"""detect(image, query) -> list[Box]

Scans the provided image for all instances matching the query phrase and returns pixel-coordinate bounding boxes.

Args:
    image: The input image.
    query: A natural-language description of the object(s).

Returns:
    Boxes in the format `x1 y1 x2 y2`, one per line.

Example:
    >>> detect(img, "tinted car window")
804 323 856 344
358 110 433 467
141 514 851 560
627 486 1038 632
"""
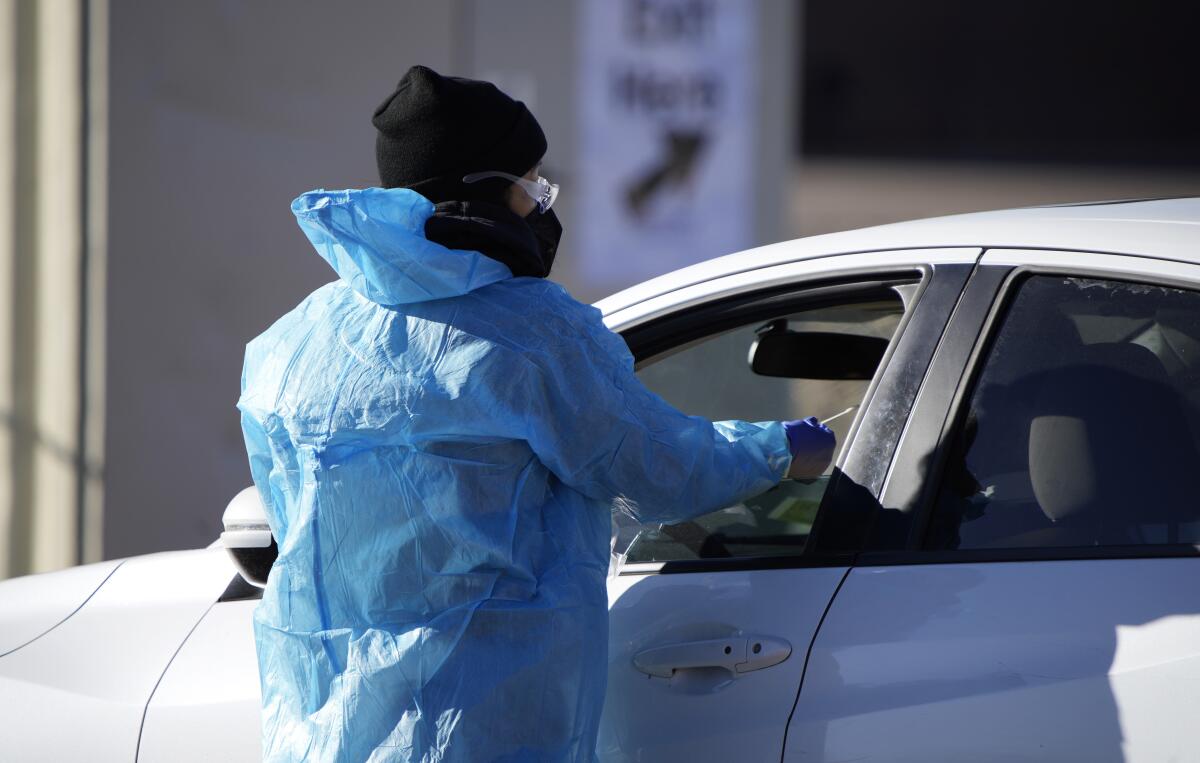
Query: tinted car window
927 276 1200 550
617 296 905 564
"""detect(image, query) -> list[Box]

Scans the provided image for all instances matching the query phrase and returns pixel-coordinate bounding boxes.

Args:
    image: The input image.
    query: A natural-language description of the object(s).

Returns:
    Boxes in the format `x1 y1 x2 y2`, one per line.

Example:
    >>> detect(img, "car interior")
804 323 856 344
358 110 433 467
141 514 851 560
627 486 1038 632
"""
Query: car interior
930 275 1200 550
619 291 907 564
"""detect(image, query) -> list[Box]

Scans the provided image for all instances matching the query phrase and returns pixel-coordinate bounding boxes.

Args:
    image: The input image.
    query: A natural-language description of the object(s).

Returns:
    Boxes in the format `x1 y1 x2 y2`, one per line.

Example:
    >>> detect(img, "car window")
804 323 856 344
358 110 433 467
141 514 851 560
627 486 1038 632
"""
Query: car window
926 275 1200 551
617 294 906 565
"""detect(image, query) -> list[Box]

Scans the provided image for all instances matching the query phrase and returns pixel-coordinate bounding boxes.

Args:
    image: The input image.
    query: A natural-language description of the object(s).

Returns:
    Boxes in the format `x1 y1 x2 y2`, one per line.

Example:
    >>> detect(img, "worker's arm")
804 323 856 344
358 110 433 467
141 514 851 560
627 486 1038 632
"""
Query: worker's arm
238 356 299 544
519 293 830 525
240 412 296 540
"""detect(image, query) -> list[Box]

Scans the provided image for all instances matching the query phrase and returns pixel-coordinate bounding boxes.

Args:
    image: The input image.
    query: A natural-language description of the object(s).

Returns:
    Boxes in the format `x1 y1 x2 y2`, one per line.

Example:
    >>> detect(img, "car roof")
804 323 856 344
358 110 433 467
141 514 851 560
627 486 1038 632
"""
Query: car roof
596 196 1200 316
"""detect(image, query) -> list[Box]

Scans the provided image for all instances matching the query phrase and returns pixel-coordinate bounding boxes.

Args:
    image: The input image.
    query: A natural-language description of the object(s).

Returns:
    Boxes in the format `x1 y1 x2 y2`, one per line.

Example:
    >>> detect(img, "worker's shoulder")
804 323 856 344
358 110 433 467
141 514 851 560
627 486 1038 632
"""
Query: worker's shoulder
478 277 604 329
471 278 631 369
241 282 405 400
472 278 608 345
245 281 353 350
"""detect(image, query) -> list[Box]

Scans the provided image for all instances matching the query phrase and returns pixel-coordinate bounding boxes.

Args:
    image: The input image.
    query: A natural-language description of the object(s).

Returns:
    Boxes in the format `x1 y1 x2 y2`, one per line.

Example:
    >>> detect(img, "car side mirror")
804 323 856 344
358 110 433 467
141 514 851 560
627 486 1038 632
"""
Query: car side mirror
748 320 889 380
220 487 277 588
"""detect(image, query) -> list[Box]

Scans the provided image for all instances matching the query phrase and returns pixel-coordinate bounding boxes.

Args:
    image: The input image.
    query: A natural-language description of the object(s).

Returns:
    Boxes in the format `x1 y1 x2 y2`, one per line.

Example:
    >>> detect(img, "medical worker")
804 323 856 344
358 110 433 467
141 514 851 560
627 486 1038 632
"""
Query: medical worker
239 65 835 762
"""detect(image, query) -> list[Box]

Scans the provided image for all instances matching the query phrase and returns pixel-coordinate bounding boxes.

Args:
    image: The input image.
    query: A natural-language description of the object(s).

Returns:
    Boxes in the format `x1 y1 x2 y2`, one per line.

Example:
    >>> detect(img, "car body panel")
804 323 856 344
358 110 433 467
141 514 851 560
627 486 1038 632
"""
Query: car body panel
0 558 122 656
784 560 1200 763
600 567 849 762
139 599 263 762
981 247 1200 285
597 198 1200 319
0 548 234 762
601 247 981 332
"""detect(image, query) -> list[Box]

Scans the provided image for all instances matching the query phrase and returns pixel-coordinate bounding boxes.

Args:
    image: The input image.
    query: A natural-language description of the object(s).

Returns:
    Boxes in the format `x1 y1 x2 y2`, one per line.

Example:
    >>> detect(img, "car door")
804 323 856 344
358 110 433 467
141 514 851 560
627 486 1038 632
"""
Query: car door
598 250 977 762
137 572 264 762
786 251 1200 762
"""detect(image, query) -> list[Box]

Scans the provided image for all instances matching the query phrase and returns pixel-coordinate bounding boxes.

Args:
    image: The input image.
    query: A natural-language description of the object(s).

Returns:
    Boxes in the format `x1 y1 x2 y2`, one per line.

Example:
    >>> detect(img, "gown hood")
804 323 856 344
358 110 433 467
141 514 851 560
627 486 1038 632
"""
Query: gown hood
291 187 513 305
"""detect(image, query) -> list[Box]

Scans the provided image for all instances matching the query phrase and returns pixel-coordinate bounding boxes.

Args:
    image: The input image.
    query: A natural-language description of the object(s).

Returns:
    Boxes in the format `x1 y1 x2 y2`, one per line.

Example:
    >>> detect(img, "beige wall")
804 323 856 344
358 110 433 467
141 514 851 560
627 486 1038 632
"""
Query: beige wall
0 0 15 576
31 0 84 573
0 0 96 576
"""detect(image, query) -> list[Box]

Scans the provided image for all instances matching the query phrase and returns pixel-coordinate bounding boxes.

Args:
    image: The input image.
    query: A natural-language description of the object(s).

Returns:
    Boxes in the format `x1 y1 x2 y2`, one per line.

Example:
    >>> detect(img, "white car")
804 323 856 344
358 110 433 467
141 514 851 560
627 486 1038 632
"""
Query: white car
4 198 1200 762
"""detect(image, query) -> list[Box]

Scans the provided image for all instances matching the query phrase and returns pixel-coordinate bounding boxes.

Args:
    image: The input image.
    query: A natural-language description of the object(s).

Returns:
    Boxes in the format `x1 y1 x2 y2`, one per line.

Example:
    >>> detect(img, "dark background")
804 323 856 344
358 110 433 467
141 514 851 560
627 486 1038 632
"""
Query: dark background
803 1 1200 166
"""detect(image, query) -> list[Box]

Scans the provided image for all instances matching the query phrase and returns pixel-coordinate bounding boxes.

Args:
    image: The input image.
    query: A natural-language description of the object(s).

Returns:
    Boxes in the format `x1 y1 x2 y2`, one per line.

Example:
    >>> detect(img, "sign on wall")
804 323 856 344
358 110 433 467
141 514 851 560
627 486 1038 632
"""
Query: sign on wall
577 0 758 289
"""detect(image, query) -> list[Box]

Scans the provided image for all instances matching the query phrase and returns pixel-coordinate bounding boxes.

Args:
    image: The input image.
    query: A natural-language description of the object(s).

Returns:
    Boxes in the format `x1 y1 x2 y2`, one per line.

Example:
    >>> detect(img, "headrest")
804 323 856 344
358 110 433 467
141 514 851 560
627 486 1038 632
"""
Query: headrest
986 308 1085 388
1028 342 1194 531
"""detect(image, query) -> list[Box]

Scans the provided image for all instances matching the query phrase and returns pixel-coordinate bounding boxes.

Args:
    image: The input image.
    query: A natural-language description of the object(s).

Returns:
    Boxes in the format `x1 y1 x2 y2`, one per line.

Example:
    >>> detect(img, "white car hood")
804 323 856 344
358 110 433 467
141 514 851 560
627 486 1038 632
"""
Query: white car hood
0 559 123 656
0 548 240 762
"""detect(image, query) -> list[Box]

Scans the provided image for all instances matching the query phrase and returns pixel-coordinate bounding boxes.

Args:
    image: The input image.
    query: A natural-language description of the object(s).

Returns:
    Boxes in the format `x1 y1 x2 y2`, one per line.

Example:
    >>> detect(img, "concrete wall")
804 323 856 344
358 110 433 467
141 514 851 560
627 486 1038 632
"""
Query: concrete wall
104 2 459 558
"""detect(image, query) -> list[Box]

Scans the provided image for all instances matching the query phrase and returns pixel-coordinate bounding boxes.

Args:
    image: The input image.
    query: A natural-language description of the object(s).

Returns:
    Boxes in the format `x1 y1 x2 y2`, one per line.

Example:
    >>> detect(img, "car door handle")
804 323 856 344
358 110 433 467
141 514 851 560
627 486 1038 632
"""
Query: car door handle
633 635 791 678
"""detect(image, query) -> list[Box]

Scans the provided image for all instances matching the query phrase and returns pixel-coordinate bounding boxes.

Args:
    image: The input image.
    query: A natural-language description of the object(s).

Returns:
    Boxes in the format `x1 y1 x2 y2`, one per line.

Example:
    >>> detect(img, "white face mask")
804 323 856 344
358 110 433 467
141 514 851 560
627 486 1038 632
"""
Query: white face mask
462 171 559 213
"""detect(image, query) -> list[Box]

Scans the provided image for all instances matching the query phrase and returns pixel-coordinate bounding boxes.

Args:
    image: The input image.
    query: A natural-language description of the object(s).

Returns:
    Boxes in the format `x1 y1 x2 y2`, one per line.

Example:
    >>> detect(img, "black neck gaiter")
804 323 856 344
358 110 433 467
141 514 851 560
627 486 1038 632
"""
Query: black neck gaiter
424 200 557 278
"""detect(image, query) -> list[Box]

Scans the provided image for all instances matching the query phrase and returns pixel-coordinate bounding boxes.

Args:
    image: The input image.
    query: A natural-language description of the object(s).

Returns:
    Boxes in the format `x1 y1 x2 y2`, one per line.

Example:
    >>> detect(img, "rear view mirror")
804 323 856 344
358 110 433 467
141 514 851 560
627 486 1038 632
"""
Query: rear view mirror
748 320 889 380
221 487 277 588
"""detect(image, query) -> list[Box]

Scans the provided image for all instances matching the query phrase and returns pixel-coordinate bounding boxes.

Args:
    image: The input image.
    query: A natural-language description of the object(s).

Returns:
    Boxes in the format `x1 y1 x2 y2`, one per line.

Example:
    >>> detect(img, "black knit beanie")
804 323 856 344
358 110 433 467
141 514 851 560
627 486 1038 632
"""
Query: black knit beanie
373 66 547 203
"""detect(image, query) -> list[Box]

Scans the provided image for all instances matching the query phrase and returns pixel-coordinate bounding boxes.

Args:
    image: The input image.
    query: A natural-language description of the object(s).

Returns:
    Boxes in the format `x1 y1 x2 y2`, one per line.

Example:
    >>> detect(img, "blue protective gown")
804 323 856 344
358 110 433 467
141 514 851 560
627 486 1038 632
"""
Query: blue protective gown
239 187 792 762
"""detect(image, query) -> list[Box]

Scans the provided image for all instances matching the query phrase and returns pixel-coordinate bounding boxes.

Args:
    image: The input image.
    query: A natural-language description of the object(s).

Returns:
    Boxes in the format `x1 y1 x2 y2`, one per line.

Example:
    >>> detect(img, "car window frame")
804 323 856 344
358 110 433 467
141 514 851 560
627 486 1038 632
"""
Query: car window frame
613 260 975 575
868 249 1200 565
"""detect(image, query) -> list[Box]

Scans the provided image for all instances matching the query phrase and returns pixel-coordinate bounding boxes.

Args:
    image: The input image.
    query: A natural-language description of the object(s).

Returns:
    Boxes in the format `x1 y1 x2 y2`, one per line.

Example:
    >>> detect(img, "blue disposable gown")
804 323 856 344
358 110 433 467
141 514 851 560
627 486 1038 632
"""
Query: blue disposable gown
239 187 792 762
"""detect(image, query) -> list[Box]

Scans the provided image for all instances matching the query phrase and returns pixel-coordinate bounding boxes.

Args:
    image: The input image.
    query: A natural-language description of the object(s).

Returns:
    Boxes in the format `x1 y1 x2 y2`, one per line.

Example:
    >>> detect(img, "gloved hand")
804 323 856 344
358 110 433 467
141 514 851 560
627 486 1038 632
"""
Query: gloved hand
782 417 836 479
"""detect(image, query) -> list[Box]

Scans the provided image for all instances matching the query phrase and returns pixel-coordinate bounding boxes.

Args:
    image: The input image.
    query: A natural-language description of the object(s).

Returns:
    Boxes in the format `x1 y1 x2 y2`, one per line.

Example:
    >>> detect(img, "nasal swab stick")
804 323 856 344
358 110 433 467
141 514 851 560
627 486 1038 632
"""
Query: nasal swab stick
820 406 857 426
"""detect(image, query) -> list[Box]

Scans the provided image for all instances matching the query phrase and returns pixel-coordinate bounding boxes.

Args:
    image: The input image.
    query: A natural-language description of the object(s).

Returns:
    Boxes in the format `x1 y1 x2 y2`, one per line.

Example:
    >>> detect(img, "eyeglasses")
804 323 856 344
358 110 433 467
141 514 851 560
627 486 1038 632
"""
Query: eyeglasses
462 171 559 213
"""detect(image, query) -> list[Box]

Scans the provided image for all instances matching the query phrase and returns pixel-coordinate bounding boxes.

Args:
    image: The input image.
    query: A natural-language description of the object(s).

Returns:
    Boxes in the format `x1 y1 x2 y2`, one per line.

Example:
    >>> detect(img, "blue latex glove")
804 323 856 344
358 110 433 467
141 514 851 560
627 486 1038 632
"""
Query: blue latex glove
782 416 836 479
